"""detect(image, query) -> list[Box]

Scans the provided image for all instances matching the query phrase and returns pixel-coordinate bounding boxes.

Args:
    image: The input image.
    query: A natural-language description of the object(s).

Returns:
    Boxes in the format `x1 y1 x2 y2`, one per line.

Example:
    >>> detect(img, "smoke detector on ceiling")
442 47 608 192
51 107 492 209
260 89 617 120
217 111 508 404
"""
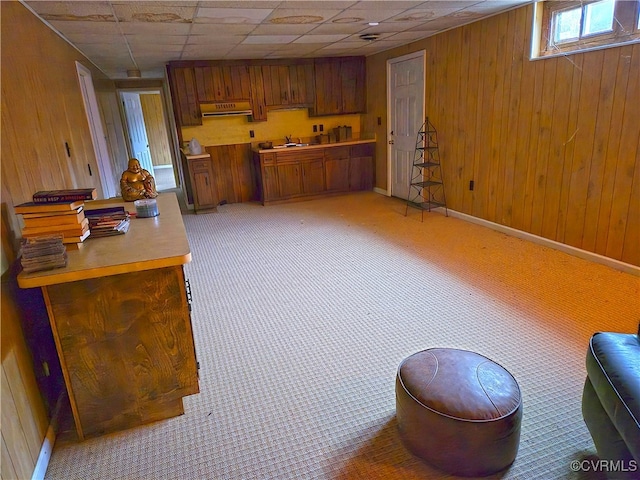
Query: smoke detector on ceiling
359 33 380 41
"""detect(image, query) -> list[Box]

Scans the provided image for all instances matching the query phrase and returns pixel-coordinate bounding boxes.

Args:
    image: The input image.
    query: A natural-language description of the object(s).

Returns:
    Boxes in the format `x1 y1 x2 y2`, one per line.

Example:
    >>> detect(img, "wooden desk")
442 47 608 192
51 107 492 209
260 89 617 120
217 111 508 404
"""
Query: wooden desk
18 193 199 440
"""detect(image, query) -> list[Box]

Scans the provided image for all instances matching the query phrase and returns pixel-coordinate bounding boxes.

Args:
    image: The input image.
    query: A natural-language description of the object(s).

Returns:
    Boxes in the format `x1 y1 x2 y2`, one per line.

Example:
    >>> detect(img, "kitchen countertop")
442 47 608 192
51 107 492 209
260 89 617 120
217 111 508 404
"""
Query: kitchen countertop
253 137 375 154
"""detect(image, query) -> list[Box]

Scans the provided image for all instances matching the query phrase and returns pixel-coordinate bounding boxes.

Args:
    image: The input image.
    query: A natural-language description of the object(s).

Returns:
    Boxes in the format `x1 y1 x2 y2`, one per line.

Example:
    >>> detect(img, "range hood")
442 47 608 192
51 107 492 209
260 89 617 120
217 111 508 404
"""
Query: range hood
201 101 253 117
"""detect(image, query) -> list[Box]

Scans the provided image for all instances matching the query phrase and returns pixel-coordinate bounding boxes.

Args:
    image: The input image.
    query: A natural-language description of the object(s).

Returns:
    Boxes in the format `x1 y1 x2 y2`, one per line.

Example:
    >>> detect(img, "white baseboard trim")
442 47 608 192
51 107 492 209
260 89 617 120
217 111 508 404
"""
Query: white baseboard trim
31 393 65 480
31 423 55 480
442 208 639 276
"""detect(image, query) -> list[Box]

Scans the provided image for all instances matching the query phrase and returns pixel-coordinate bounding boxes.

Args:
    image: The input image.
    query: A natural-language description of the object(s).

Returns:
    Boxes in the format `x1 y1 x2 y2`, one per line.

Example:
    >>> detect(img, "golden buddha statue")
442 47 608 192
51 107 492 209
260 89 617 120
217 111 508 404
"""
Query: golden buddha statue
120 158 158 202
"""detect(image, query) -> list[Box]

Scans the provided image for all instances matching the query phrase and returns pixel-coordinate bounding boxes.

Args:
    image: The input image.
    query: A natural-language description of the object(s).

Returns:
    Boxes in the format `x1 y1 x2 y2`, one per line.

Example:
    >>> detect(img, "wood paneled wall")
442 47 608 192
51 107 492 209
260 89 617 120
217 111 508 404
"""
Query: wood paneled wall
1 1 116 256
1 274 49 480
1 3 118 477
366 4 639 266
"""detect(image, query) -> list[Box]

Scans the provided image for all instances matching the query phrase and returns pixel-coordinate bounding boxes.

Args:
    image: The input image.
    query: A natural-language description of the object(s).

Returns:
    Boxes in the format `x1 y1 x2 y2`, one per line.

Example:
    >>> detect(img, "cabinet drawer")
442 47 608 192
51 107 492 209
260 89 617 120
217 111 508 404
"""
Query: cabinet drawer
190 159 211 172
324 146 350 161
276 150 322 163
261 153 276 165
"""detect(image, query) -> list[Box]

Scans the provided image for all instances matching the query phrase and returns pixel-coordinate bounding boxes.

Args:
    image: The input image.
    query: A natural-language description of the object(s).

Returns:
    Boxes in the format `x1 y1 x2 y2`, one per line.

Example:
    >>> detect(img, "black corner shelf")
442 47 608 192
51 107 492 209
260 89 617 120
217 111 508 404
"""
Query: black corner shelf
405 117 448 221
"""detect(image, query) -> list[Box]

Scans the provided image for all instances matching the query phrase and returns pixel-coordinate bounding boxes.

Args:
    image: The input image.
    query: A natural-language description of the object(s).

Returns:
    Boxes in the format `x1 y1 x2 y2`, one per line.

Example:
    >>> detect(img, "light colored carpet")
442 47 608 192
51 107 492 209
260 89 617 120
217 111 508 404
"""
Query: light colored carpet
45 191 639 480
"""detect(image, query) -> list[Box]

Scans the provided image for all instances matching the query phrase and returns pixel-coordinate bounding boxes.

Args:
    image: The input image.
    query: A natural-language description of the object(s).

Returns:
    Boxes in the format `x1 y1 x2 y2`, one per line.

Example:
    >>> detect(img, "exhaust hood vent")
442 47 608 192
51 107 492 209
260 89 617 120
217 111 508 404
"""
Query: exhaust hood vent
201 101 253 117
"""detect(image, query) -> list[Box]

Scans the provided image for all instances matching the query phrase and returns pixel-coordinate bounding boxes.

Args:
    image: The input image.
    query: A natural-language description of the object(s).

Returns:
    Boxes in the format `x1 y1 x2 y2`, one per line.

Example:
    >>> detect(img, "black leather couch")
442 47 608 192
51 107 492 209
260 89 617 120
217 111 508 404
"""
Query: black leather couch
582 326 640 479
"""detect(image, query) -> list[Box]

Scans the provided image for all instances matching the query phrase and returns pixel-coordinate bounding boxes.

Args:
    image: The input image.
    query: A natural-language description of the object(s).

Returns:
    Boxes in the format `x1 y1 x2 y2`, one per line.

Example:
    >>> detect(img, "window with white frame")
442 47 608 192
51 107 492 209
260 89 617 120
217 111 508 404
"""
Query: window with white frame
534 0 640 57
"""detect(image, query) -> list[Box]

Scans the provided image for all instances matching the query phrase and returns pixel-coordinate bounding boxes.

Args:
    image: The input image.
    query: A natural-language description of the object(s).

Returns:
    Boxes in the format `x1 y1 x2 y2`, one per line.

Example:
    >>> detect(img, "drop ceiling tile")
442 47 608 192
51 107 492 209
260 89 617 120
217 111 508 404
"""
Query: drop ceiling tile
112 4 195 23
306 23 369 35
181 44 235 58
266 8 344 24
64 33 126 44
131 44 185 54
335 7 412 23
126 34 188 46
197 1 281 8
251 23 316 35
196 8 273 24
117 22 192 35
47 21 121 36
294 34 350 44
186 34 245 45
384 31 434 42
278 1 357 8
189 23 256 34
24 1 114 19
241 35 301 45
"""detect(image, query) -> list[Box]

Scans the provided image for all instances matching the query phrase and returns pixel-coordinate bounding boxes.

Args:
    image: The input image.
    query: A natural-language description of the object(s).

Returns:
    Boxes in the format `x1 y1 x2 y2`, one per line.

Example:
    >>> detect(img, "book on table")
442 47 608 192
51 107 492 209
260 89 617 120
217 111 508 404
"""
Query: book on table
32 188 97 203
21 209 85 228
15 200 85 214
85 206 130 238
22 218 89 237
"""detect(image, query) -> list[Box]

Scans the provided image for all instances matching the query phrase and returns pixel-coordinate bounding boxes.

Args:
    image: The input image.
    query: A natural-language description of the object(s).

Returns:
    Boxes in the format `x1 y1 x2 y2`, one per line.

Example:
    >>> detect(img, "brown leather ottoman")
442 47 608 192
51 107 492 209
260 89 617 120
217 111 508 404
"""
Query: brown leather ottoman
396 348 522 477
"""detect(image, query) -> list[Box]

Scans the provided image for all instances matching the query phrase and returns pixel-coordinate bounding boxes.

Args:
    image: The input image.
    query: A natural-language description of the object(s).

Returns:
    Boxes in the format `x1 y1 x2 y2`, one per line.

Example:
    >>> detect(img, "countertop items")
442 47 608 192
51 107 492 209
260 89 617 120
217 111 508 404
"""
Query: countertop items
253 136 375 154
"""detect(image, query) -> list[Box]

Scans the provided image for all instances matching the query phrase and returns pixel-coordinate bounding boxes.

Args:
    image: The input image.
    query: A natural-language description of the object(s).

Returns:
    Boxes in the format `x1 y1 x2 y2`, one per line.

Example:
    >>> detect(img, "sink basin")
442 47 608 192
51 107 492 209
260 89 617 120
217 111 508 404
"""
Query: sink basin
272 143 309 148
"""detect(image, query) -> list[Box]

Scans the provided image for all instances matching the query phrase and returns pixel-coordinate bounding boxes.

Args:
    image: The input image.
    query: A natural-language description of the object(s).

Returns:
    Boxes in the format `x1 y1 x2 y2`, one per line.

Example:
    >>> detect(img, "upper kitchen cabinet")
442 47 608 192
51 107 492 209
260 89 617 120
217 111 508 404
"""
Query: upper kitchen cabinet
248 66 267 122
312 56 366 116
167 66 201 126
194 65 250 102
261 61 315 108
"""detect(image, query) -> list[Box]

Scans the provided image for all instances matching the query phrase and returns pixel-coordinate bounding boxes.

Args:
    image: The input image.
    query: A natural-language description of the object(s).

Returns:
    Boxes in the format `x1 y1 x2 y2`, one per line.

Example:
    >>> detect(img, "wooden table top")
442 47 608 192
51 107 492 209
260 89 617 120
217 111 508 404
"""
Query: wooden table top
17 192 191 288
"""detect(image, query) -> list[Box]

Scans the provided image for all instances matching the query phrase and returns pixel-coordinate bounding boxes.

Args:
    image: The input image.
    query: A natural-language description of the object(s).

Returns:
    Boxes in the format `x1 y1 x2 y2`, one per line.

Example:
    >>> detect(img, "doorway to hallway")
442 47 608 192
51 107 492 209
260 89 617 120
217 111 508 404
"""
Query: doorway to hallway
119 90 177 191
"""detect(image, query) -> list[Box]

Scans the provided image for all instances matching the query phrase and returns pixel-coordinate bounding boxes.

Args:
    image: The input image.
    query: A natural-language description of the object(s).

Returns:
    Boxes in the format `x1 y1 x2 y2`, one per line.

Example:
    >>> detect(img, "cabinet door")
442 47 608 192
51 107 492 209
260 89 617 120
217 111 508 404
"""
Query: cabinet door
223 65 251 100
194 66 225 102
191 159 218 211
249 66 267 121
263 165 279 201
325 147 350 191
340 57 366 113
313 59 342 115
168 67 201 126
277 163 302 197
349 156 373 191
290 62 315 106
302 159 325 194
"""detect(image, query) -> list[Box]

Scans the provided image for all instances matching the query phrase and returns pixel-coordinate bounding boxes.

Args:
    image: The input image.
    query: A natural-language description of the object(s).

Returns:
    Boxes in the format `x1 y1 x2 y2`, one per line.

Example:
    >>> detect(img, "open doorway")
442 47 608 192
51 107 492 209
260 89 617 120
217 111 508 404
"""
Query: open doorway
119 89 177 191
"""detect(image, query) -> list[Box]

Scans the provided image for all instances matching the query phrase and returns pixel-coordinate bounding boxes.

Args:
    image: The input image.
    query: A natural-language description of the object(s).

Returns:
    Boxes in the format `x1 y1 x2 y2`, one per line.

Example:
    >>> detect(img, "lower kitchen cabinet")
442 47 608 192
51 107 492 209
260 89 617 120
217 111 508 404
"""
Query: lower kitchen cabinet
324 147 350 192
186 153 218 213
253 141 374 205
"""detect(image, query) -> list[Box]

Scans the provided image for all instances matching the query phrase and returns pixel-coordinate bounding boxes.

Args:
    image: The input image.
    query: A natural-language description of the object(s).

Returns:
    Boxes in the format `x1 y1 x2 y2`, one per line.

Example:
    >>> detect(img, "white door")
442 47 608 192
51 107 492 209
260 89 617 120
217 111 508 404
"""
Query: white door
388 52 425 200
121 92 154 176
75 62 117 198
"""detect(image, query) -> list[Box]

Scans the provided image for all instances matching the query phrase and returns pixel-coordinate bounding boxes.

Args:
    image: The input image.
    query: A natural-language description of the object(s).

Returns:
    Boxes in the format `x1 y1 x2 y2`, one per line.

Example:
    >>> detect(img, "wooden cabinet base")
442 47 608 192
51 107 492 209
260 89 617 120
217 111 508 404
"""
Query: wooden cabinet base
43 265 199 440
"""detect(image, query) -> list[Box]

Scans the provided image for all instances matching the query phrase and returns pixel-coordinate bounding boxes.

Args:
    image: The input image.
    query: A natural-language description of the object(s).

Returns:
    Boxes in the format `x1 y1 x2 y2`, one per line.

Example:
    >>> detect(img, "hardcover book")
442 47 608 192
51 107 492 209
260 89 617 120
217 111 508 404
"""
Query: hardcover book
15 200 85 214
22 210 86 228
32 188 97 203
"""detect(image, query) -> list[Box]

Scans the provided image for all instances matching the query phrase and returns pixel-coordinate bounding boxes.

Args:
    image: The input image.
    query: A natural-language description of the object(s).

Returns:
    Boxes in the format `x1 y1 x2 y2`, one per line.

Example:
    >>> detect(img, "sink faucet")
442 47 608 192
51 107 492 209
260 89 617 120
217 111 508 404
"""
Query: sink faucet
285 135 292 143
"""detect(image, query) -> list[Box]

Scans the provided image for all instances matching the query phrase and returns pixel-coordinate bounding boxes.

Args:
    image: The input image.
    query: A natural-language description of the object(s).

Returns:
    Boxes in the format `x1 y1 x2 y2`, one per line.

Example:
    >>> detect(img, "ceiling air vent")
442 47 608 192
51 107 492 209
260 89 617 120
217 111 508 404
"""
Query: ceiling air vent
359 33 380 41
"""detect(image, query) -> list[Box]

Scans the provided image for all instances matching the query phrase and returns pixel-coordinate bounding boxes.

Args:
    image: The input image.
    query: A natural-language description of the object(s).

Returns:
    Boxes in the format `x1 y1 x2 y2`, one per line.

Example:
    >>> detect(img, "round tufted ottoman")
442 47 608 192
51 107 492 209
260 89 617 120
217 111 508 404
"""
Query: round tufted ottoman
395 348 522 477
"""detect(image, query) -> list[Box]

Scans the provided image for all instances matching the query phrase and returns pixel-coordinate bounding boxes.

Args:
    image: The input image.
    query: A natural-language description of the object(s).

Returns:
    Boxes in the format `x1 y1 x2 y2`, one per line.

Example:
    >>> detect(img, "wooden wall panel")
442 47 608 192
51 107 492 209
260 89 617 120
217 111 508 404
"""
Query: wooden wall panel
1 275 49 480
1 1 116 257
365 4 639 266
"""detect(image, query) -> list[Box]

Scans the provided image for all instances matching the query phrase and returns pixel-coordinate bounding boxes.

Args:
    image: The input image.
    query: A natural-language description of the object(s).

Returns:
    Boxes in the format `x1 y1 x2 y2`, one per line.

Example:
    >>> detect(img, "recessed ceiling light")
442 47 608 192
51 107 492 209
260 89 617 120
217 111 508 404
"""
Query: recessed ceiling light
359 33 380 41
368 22 379 26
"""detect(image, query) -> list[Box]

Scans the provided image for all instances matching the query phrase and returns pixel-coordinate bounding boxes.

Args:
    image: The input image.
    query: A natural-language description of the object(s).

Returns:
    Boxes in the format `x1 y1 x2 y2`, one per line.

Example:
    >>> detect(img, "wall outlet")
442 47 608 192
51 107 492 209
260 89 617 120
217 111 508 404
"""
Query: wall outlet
469 180 475 191
319 124 324 132
377 117 382 126
249 130 255 138
313 125 318 132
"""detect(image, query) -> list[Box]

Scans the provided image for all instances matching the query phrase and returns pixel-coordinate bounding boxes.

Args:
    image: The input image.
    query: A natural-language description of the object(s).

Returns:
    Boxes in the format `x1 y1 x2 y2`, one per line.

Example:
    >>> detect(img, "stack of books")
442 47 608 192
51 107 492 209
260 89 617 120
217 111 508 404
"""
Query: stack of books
15 188 97 247
20 234 68 273
85 206 131 238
